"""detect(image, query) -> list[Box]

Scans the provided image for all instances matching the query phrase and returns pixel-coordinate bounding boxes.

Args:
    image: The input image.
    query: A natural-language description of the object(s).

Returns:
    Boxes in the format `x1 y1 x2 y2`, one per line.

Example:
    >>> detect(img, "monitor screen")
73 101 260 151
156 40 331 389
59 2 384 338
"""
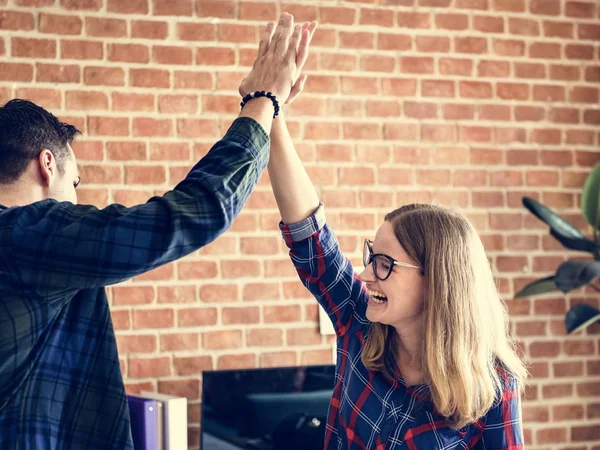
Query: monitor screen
201 364 335 450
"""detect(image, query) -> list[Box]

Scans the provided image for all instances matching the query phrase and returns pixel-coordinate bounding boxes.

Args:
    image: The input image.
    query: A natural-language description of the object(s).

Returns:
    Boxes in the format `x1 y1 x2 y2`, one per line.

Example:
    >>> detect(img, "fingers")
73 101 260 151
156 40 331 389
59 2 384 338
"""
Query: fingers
256 21 275 59
285 24 302 64
296 21 318 73
270 13 294 56
286 74 308 105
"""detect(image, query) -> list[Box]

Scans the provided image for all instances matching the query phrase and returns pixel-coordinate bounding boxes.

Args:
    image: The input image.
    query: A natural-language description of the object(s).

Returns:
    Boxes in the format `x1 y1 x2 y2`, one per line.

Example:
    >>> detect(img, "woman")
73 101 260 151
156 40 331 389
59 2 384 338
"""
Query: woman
254 21 528 450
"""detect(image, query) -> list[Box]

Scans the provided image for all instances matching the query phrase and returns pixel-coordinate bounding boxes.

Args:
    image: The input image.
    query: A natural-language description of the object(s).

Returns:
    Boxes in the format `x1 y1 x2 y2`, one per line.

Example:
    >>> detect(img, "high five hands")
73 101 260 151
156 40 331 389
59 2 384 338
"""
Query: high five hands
240 13 318 107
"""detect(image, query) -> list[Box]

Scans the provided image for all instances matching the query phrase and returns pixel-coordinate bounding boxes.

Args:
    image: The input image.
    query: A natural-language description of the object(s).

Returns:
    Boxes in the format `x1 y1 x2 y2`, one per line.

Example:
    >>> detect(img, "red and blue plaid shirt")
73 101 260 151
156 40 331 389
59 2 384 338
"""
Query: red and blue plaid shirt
0 118 269 449
280 204 524 450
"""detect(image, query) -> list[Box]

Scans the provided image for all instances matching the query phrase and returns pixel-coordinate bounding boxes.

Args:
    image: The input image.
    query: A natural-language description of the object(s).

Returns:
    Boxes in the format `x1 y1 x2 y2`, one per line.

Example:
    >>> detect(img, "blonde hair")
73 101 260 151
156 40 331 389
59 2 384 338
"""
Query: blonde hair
361 204 527 429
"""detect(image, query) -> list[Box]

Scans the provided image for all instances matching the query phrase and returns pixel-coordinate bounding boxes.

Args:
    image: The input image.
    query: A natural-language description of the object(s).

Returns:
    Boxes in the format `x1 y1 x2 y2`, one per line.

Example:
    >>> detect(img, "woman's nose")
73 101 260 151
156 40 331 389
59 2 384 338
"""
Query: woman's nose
357 265 376 283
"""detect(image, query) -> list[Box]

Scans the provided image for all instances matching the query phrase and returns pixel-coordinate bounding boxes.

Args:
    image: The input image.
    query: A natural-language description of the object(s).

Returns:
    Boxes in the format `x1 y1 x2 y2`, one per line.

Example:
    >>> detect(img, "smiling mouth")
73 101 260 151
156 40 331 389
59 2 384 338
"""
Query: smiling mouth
368 289 388 304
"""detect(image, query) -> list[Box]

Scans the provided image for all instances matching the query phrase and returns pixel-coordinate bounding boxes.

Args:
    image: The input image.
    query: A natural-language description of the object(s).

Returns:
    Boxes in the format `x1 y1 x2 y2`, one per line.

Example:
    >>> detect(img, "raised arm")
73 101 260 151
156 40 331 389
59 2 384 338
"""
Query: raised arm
2 14 302 293
262 23 369 337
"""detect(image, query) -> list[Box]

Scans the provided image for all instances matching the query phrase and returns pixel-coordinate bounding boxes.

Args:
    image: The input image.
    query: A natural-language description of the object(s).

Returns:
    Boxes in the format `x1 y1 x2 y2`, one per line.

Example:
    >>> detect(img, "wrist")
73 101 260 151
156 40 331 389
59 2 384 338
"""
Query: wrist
241 91 281 118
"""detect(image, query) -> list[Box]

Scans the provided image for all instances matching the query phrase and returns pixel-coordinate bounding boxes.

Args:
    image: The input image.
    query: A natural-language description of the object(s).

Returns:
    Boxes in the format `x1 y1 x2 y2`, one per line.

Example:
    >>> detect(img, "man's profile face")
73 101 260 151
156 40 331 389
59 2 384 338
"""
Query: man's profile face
48 144 80 204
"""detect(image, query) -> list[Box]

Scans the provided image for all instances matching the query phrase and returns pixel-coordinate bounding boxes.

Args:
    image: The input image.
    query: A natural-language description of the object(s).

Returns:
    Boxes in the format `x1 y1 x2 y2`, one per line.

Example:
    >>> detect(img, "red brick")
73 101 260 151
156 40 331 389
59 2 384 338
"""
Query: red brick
550 64 580 81
397 11 430 28
404 101 438 119
238 1 276 20
85 17 127 37
490 213 522 230
130 69 170 88
0 11 34 30
421 80 455 97
479 104 510 121
196 0 235 18
543 20 573 38
478 60 510 77
439 58 473 76
530 0 560 15
444 104 475 120
584 110 600 125
493 0 525 11
579 24 600 40
39 13 82 35
129 356 170 378
401 57 434 74
106 142 147 161
132 118 173 137
37 63 80 83
108 0 148 14
61 0 101 9
133 308 174 329
566 130 594 145
359 8 393 26
570 86 599 104
247 329 284 347
384 123 419 141
117 335 156 353
493 39 525 56
176 22 215 41
515 62 546 79
536 427 567 444
112 92 154 112
473 16 504 33
157 379 200 399
459 81 492 99
340 31 374 49
341 76 377 95
132 20 168 39
153 0 192 15
550 107 579 123
153 45 193 65
529 42 561 59
566 44 594 60
83 67 123 86
203 330 242 350
196 47 235 66
515 106 545 121
459 126 492 142
14 0 53 4
416 36 450 53
497 83 529 100
381 78 417 96
566 1 596 17
455 37 487 53
321 53 357 71
455 0 488 8
12 37 56 58
435 13 468 30
572 425 600 441
530 341 560 358
533 84 565 102
361 55 395 72
421 124 454 142
16 88 62 109
420 0 451 5
66 91 108 110
509 18 540 35
173 356 212 375
260 351 297 368
320 6 356 25
174 70 212 90
108 43 149 63
176 118 218 139
61 39 102 60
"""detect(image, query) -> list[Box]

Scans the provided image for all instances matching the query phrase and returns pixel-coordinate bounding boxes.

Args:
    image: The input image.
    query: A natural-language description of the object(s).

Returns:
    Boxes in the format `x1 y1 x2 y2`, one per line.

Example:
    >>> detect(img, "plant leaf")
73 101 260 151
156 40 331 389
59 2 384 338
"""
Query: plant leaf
555 260 600 293
549 230 597 253
514 276 559 298
581 162 600 230
565 303 600 334
523 197 595 253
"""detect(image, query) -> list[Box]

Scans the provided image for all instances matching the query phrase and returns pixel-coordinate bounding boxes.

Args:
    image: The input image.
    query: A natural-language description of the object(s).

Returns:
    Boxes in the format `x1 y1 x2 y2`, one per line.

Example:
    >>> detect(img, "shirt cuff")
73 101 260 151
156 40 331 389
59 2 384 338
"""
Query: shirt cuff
279 203 326 244
225 117 270 168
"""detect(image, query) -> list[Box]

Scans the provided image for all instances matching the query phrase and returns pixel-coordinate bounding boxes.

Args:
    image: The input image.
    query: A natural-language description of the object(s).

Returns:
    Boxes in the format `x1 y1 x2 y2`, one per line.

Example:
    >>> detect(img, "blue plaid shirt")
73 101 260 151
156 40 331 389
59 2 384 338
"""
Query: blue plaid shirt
0 118 269 449
280 204 524 450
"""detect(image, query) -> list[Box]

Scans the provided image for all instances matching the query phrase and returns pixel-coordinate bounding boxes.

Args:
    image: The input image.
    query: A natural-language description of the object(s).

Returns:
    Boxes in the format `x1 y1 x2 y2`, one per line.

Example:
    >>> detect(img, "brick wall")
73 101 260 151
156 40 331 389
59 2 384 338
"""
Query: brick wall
1 0 599 448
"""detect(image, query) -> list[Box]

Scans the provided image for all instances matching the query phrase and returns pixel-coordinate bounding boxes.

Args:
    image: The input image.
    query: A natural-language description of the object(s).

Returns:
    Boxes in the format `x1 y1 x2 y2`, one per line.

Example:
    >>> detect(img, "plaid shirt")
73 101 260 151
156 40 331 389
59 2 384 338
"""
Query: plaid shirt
280 204 524 450
0 118 269 449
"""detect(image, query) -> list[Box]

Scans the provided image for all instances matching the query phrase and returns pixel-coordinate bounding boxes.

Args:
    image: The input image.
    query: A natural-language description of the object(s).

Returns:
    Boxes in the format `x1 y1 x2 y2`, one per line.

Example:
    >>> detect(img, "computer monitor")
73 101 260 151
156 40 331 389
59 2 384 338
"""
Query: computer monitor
201 364 335 450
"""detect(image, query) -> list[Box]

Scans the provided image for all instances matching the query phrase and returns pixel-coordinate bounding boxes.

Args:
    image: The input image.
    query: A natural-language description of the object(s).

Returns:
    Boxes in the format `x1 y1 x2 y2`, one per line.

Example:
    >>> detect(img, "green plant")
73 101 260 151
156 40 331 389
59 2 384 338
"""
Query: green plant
515 162 600 334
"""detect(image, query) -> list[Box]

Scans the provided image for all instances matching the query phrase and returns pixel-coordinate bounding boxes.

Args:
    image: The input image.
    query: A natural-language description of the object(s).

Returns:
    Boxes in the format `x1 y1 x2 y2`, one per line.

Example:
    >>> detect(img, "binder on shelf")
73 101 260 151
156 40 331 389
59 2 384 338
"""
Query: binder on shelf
127 395 160 450
141 391 188 450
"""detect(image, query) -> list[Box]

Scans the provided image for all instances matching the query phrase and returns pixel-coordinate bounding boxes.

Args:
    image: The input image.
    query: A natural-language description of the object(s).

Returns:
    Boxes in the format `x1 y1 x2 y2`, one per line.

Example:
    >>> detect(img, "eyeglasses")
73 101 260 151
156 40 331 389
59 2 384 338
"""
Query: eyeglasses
363 239 421 281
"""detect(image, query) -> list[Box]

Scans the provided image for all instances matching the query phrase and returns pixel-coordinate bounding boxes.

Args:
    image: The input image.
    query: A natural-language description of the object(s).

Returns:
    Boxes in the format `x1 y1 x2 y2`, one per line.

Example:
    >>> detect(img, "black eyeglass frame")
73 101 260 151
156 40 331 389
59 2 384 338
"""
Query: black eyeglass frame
362 239 421 281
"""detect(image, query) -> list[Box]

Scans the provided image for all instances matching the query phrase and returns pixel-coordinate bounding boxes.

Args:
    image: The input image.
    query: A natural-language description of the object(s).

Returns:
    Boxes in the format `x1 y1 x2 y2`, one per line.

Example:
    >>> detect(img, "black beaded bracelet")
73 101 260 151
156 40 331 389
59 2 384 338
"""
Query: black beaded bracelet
240 91 280 118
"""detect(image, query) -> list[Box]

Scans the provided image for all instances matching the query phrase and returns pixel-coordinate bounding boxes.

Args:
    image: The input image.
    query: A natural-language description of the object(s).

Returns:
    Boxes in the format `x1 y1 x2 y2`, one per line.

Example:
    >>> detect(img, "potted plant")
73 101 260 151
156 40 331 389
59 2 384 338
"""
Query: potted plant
515 162 600 334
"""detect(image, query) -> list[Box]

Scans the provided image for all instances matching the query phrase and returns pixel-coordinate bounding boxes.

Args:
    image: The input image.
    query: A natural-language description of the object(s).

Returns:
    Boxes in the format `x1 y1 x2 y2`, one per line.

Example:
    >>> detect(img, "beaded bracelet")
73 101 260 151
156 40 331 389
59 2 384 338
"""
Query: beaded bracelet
240 91 280 118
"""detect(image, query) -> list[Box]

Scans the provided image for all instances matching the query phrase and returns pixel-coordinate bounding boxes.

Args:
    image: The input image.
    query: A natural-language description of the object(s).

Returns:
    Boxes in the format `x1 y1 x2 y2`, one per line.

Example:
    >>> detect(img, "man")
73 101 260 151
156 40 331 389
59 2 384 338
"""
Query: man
0 13 306 449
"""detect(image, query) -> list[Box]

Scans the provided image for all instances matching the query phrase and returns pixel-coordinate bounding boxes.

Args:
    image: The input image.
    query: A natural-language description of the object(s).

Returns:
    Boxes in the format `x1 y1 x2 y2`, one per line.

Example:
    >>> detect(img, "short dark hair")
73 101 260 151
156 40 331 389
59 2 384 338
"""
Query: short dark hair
0 99 81 184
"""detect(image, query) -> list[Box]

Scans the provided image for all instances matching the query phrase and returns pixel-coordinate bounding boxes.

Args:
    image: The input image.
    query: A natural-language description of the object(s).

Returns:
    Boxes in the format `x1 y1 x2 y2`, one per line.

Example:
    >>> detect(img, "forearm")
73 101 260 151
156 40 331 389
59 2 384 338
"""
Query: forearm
239 97 275 135
268 113 320 224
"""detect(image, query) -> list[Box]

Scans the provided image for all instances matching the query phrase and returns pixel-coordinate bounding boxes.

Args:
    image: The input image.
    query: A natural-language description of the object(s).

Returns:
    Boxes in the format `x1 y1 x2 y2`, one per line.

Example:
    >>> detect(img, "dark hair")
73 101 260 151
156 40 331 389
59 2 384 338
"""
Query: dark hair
0 99 81 184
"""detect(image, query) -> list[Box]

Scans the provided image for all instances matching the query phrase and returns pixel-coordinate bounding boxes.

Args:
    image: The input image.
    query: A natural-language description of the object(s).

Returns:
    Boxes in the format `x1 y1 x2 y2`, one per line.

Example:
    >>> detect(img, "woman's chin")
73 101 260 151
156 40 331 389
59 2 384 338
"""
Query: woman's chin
366 299 388 322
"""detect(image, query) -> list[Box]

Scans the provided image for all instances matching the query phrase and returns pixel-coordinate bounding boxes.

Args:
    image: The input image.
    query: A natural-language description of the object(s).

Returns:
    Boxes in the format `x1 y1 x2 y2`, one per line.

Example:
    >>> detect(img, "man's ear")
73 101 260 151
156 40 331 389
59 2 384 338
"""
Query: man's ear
38 149 56 187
